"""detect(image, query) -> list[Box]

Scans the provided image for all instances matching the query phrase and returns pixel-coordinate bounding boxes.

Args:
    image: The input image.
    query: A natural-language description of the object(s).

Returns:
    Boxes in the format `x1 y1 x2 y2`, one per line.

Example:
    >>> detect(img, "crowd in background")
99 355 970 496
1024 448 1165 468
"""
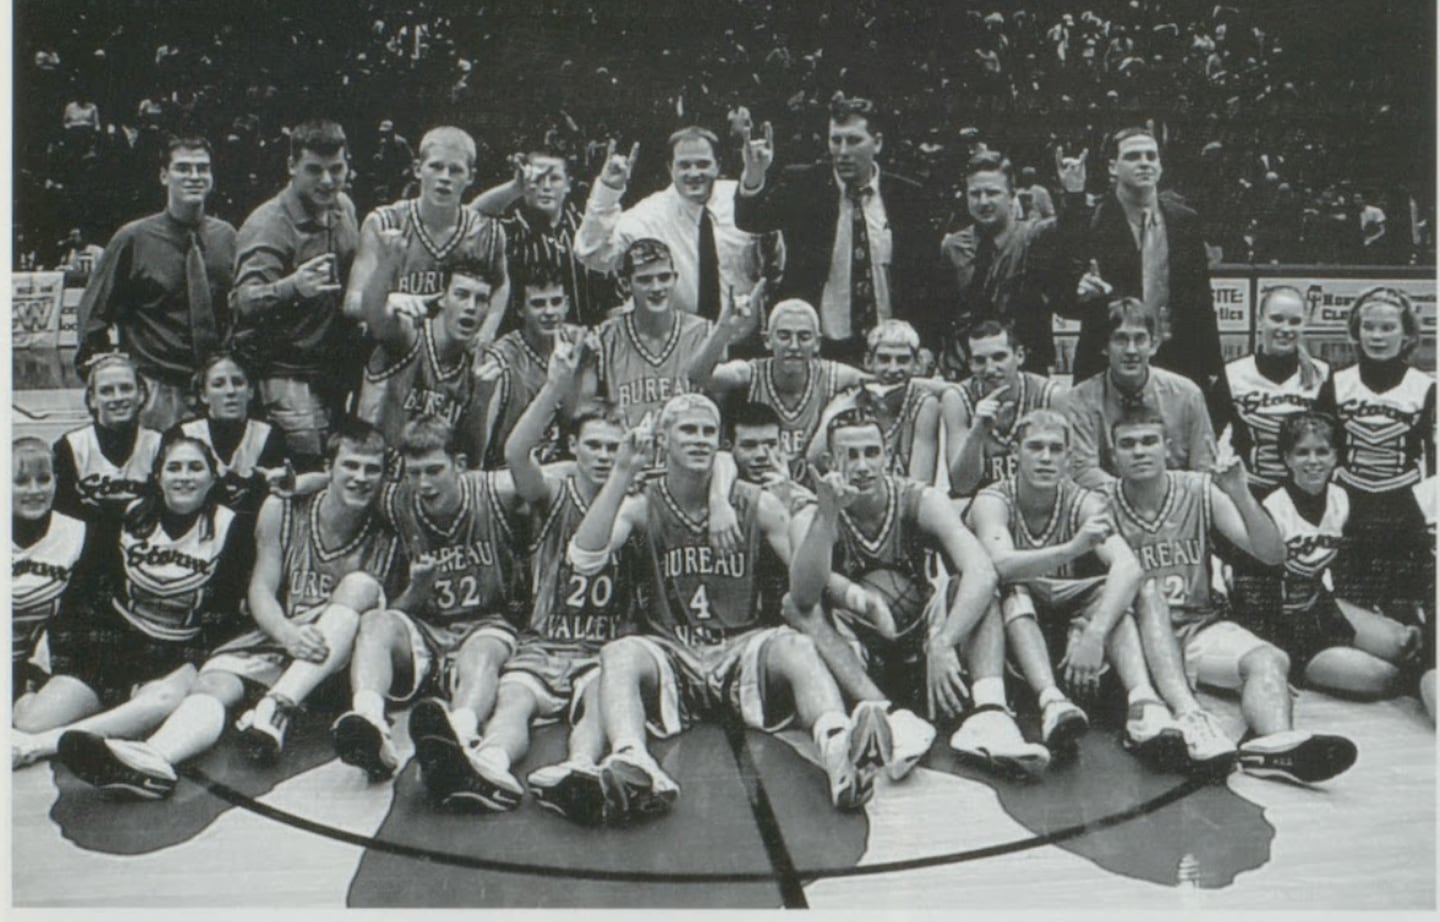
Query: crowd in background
13 0 1435 271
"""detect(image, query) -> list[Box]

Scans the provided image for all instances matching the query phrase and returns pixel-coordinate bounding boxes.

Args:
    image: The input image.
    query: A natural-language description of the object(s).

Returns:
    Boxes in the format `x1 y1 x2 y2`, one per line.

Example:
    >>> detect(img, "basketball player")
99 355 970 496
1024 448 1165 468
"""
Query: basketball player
12 438 89 700
352 246 503 460
791 410 1052 778
578 238 714 427
968 410 1231 771
1059 298 1215 489
476 261 587 469
807 320 943 482
563 395 895 821
687 297 867 479
330 415 529 785
726 400 817 515
344 125 508 308
947 320 1062 497
53 353 163 526
1108 409 1358 783
45 422 403 796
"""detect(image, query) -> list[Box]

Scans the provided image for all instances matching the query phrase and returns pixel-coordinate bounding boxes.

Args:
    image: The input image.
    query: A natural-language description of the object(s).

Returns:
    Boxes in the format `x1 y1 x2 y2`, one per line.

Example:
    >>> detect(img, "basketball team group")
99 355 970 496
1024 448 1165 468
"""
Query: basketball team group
10 94 1436 826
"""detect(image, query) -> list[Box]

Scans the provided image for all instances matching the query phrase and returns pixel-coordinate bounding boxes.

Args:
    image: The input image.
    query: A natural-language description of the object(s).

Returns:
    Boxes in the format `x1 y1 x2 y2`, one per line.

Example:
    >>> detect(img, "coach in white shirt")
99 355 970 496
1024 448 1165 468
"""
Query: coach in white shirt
575 126 762 320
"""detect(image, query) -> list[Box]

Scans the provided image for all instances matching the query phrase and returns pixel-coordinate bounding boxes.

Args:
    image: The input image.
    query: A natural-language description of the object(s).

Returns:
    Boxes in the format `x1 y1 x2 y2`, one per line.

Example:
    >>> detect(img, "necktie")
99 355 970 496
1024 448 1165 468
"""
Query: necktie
967 234 996 318
848 185 877 338
1140 207 1171 343
187 230 221 362
696 208 721 321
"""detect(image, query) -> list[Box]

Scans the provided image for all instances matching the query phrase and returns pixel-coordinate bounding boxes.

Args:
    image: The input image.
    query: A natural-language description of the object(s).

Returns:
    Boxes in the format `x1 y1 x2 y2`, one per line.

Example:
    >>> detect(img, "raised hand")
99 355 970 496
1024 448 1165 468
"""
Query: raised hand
376 226 409 269
545 329 583 385
1071 509 1115 552
1210 453 1249 496
972 385 1011 428
616 412 656 474
260 459 299 497
291 253 342 300
1054 145 1089 194
816 471 861 514
599 139 640 191
1076 258 1113 302
739 118 775 190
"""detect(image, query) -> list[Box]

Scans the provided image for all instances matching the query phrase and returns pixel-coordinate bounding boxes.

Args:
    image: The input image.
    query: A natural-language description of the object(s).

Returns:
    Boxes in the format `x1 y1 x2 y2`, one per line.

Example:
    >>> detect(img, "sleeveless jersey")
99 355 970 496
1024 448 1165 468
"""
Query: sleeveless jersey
1109 472 1216 623
1225 355 1328 491
1332 365 1433 494
358 316 481 446
367 199 507 298
481 325 584 469
1263 484 1349 614
179 417 275 514
112 505 238 641
525 475 634 652
818 381 934 478
278 489 403 623
746 358 844 472
595 311 713 426
61 425 162 518
12 512 86 662
977 476 1102 579
834 476 931 585
383 471 527 628
957 371 1059 489
637 478 782 647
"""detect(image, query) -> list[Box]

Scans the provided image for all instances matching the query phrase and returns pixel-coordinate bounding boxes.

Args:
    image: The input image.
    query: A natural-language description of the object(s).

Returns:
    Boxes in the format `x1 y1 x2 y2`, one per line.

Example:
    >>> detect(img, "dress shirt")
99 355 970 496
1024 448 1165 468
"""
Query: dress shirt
499 200 618 328
1122 198 1171 342
576 179 761 317
821 168 893 340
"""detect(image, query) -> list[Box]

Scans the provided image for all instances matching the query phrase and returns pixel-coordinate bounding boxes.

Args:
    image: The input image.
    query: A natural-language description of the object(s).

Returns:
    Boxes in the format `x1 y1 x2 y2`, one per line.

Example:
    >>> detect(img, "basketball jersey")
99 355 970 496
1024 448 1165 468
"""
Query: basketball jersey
834 476 931 586
1225 355 1328 491
1109 472 1216 624
638 478 782 647
746 358 844 472
61 425 162 518
1332 365 1433 494
357 316 481 446
367 199 506 297
12 512 86 662
1262 483 1348 614
595 311 713 426
525 475 634 652
957 372 1059 489
383 471 527 627
821 381 933 477
112 505 239 641
481 325 584 469
977 476 1101 579
279 489 403 623
179 417 275 513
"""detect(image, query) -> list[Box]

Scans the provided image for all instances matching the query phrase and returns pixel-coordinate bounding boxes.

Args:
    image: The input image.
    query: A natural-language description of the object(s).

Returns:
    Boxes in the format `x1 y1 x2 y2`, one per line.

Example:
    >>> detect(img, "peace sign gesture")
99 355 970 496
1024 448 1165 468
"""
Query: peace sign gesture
599 139 640 191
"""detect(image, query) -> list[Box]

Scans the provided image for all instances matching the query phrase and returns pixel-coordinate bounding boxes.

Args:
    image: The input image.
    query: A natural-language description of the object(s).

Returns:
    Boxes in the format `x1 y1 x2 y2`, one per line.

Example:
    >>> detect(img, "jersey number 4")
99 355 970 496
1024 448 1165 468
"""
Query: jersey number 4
689 584 713 620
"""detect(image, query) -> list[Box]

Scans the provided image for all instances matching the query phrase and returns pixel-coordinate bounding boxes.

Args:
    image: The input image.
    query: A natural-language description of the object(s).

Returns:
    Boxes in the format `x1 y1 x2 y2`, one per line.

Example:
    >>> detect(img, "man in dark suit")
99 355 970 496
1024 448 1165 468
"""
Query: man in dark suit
1061 128 1226 422
733 93 945 362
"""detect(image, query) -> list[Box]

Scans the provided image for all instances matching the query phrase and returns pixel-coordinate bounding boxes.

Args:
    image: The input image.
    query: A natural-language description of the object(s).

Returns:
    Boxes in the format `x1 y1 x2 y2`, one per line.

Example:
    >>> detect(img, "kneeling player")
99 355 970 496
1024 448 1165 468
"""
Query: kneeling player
791 410 1051 778
968 410 1230 771
565 395 898 821
332 416 528 791
1109 410 1357 784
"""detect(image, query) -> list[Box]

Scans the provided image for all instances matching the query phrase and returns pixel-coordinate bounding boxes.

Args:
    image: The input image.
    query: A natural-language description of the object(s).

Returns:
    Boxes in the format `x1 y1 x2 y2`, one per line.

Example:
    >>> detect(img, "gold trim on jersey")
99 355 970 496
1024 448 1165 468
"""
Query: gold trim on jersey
621 312 685 368
307 489 379 562
656 478 710 534
839 476 899 558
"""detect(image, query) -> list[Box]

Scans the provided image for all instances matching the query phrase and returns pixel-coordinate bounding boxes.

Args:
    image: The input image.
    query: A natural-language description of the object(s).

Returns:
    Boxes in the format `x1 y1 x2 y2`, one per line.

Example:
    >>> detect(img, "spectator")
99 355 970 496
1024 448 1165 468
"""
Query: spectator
75 136 237 432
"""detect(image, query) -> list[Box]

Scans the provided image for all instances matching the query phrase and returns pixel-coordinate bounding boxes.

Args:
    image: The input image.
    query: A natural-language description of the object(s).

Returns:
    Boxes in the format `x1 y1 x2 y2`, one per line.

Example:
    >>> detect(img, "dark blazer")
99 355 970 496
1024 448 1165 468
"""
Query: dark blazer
734 162 947 346
1060 190 1223 388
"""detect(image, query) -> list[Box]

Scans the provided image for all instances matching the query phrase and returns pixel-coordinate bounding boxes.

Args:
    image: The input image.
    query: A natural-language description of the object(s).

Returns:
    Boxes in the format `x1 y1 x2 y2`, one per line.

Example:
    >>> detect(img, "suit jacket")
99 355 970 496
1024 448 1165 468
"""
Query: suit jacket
1060 190 1222 387
734 162 946 345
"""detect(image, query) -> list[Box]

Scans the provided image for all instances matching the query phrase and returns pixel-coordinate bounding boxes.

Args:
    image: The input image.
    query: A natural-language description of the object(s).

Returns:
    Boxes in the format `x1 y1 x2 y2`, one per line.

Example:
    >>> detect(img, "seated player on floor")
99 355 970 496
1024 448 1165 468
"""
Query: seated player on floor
790 409 1052 778
48 422 401 797
967 410 1231 773
1107 409 1358 784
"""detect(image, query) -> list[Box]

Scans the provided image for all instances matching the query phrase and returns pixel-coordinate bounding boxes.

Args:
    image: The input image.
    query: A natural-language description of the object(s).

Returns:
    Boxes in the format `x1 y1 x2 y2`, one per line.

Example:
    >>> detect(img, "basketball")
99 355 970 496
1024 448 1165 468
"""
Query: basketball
856 567 929 637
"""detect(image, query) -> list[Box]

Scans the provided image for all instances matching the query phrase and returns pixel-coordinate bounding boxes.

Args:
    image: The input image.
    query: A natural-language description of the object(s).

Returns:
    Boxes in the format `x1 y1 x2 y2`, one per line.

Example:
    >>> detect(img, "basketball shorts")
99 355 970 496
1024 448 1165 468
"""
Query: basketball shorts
386 610 518 703
200 593 384 689
49 607 209 708
605 627 798 739
497 637 601 723
1181 616 1277 691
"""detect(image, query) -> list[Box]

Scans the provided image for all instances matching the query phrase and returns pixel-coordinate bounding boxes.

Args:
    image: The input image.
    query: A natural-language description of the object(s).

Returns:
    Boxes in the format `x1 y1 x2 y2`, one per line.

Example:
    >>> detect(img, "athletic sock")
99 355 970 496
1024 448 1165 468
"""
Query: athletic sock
270 604 359 703
972 677 1006 709
811 710 847 748
150 694 226 765
1037 686 1066 709
450 708 479 741
353 690 386 727
251 694 277 726
1128 683 1159 705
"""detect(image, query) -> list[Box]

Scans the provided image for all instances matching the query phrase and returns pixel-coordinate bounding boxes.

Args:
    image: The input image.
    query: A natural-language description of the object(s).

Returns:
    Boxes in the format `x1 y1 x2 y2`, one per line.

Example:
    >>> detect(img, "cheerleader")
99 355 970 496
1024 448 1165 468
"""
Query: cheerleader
53 353 163 525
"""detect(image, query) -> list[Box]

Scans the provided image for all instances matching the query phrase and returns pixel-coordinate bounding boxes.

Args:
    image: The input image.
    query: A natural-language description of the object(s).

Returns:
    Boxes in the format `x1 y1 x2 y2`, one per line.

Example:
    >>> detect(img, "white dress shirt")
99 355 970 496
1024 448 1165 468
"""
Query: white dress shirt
576 178 761 316
821 168 893 341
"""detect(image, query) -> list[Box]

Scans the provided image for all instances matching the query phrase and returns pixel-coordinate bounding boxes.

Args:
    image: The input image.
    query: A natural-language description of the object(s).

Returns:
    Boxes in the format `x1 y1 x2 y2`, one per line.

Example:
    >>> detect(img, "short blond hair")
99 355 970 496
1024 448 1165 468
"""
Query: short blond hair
658 393 720 433
418 126 477 170
766 298 819 333
866 319 920 356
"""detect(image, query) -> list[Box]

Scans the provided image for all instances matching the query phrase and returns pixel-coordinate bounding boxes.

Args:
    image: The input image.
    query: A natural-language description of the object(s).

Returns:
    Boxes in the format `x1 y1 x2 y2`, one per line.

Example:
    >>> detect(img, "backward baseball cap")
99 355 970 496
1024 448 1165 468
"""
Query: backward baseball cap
622 238 673 276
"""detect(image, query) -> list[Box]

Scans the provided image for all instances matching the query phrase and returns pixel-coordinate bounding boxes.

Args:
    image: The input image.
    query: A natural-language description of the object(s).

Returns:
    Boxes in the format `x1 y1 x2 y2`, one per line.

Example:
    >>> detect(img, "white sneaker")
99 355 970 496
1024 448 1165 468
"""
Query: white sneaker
528 760 607 826
57 731 178 800
1040 698 1089 759
331 710 400 781
11 729 51 769
436 745 525 812
600 747 679 823
819 720 873 811
948 704 1051 779
1123 698 1189 772
1238 730 1356 784
236 694 296 765
885 707 936 781
1176 708 1237 777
